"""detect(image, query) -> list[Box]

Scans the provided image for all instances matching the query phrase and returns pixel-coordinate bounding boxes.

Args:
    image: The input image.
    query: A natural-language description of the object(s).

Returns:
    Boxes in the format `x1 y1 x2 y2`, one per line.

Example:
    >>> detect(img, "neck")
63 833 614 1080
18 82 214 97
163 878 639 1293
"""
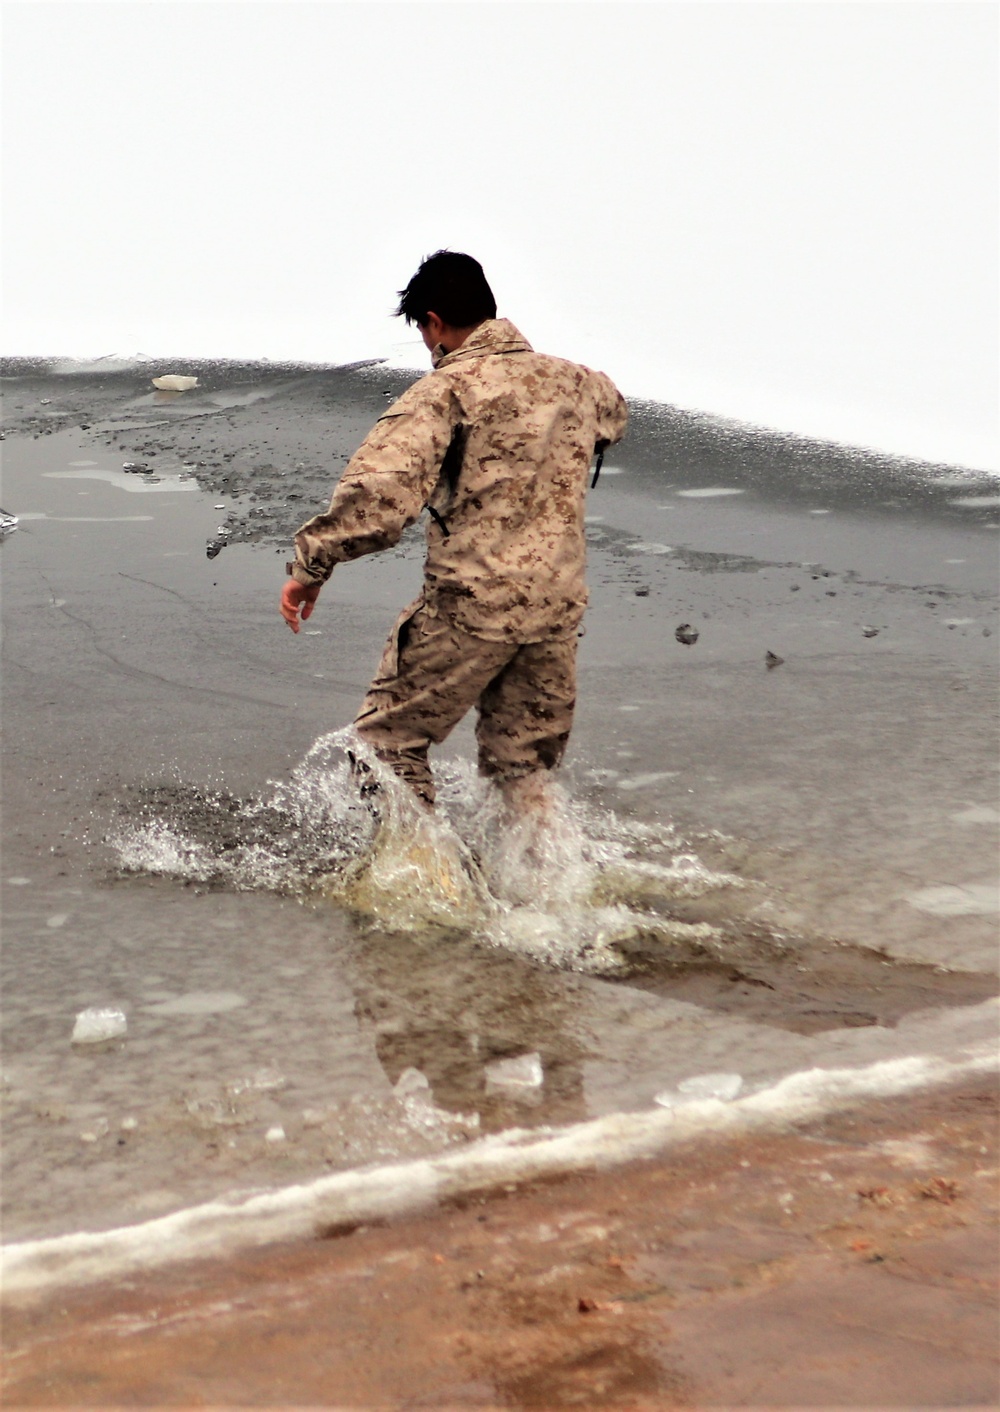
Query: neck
439 320 485 353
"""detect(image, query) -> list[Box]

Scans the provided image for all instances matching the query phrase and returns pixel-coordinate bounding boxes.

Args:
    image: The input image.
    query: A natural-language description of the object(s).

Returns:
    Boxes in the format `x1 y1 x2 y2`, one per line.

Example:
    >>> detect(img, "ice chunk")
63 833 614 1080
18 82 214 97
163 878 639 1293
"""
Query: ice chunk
151 374 199 392
655 1072 743 1107
72 1007 127 1044
393 1067 432 1099
227 1066 286 1097
485 1053 544 1091
677 1072 743 1101
0 509 19 538
265 1125 286 1143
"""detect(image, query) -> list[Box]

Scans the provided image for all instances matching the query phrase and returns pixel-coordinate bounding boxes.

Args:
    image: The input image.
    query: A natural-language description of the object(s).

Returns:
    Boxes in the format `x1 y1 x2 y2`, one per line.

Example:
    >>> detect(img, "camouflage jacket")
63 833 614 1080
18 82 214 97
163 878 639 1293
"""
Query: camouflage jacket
290 318 628 642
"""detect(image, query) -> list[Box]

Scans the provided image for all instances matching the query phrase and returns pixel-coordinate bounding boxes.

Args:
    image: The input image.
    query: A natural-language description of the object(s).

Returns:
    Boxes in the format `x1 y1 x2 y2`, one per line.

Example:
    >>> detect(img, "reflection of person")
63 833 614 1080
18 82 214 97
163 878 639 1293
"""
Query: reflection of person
350 932 589 1128
281 250 627 815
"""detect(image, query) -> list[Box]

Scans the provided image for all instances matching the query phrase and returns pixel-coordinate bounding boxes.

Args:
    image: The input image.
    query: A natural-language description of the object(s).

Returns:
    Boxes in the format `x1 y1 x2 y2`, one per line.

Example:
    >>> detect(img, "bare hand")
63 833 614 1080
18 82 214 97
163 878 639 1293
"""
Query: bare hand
281 579 321 633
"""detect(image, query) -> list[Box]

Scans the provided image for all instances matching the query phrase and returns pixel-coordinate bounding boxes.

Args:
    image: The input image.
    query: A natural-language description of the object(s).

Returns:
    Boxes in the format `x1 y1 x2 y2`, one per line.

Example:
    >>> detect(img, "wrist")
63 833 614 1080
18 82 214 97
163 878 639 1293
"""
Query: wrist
286 560 323 588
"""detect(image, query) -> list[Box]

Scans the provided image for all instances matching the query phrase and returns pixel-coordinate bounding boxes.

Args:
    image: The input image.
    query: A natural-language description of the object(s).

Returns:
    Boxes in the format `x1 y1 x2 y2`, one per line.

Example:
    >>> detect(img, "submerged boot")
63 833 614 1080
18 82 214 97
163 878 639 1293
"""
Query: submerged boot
334 812 495 931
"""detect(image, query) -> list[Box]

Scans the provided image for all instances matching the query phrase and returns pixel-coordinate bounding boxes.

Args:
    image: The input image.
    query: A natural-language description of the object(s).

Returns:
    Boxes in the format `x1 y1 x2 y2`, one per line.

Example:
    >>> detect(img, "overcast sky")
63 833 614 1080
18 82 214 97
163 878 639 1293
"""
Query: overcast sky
3 2 997 469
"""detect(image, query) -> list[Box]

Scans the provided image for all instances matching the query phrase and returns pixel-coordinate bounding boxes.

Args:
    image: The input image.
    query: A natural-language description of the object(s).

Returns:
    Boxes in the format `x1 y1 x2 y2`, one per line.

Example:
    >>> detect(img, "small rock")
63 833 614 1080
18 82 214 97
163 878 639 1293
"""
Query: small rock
918 1176 960 1203
635 587 649 597
765 651 784 669
675 623 699 646
861 626 879 638
265 1125 286 1144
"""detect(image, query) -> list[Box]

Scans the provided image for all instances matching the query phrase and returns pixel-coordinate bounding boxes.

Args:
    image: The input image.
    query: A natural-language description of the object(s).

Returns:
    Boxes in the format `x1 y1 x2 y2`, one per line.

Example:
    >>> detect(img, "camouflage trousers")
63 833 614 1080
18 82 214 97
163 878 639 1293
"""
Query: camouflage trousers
354 598 577 806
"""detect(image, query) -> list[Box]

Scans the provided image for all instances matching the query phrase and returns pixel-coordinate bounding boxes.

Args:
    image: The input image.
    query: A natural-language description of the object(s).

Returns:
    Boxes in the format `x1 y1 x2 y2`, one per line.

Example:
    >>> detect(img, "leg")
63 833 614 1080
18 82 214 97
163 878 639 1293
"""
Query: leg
354 600 514 807
475 634 578 820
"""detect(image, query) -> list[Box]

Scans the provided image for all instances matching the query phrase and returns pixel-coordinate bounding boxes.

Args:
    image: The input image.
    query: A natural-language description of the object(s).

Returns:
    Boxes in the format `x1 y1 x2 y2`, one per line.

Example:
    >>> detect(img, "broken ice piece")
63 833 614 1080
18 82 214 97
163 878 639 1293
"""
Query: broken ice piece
678 1072 743 1101
151 375 198 392
393 1067 432 1099
72 1007 127 1044
265 1124 286 1143
485 1052 544 1091
655 1072 743 1108
0 509 19 537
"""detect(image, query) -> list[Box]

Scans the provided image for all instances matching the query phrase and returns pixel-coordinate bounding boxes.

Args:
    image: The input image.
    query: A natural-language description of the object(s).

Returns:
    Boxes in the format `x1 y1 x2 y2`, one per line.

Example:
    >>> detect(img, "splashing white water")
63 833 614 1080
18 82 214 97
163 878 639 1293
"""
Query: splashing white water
110 729 739 975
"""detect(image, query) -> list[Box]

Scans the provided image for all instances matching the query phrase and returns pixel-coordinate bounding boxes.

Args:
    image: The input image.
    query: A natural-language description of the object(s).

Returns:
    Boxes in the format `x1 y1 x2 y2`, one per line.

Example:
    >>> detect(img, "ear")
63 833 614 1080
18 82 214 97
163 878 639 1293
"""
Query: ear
424 311 446 338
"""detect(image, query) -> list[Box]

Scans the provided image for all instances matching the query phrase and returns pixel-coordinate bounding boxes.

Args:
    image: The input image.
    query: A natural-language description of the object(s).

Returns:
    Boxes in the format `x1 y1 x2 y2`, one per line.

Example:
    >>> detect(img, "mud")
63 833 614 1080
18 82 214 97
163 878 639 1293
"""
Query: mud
4 1074 997 1409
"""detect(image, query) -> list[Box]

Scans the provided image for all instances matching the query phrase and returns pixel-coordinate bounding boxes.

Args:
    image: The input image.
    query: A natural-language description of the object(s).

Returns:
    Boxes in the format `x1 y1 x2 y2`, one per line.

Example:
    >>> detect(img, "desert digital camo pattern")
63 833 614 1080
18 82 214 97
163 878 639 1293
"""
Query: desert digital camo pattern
290 318 628 643
354 597 578 806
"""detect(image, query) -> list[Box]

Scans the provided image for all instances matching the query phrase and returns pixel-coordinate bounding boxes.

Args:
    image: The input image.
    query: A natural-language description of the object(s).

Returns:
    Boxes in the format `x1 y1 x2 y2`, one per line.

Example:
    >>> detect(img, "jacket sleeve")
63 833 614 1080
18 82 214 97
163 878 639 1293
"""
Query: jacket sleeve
592 371 629 447
289 378 459 586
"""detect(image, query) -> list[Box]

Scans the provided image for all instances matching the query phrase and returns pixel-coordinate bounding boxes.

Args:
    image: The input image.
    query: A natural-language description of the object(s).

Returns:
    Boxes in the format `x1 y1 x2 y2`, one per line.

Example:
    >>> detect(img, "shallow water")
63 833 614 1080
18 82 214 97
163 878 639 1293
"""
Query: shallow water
2 379 997 1245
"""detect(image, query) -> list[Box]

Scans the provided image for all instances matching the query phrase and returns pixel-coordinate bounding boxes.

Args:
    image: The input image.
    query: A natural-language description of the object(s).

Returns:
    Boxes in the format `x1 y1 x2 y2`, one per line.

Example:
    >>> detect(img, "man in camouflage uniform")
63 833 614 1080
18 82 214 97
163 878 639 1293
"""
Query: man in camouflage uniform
280 251 628 813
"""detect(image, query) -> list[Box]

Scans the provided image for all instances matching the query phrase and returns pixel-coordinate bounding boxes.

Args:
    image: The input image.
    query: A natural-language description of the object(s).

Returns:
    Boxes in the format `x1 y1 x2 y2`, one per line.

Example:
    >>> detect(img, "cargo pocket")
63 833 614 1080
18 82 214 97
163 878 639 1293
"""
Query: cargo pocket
371 595 425 685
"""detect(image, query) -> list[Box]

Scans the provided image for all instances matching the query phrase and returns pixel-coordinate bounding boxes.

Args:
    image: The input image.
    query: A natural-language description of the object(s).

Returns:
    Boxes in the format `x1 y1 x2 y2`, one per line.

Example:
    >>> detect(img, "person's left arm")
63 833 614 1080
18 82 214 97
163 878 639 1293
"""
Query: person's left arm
592 371 629 447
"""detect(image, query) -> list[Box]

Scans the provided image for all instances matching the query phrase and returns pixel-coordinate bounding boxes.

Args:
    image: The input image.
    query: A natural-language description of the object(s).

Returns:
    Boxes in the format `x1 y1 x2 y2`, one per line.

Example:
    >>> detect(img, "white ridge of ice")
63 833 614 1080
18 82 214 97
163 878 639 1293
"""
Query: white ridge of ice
2 1039 995 1297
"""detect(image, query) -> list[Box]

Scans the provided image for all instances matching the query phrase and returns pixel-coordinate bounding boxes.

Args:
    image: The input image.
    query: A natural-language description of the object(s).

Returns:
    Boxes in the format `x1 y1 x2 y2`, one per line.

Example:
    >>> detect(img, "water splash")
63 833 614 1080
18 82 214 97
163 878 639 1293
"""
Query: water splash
110 729 740 975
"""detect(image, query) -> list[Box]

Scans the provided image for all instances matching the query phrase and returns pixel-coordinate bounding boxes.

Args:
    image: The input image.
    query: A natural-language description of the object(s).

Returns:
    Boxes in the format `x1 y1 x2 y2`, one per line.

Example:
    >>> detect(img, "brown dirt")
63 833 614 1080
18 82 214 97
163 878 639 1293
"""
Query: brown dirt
3 1074 998 1409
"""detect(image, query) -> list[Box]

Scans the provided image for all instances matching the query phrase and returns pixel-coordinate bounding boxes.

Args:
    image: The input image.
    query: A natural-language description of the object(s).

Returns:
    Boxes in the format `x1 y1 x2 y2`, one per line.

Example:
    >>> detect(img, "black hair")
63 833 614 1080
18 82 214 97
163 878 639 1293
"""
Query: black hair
395 250 497 328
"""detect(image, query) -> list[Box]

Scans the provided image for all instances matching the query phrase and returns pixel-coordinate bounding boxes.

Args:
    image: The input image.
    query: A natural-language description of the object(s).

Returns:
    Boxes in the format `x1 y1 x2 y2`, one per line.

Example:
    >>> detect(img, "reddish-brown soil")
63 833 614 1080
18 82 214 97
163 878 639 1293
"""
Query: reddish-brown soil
3 1075 998 1409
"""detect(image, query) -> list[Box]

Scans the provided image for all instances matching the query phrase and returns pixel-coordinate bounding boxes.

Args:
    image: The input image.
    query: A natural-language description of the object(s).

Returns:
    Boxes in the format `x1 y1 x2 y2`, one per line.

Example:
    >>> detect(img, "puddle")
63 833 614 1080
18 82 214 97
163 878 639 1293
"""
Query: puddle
110 730 999 1038
43 467 196 494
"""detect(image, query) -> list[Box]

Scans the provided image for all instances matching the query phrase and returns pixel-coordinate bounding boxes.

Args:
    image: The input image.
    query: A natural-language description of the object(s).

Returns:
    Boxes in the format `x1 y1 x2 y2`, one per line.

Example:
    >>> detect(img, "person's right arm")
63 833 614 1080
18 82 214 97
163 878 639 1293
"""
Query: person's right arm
288 377 460 588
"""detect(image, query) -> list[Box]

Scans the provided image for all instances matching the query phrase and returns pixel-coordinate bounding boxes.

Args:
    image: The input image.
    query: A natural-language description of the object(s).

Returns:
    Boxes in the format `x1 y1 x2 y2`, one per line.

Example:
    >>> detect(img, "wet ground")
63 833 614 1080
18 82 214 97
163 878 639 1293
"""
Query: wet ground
1 358 998 1251
3 1074 997 1408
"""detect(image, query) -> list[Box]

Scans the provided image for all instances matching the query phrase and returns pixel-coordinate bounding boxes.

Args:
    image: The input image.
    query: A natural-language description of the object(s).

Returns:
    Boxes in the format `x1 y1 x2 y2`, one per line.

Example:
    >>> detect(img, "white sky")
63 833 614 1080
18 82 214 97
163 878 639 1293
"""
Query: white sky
3 1 997 468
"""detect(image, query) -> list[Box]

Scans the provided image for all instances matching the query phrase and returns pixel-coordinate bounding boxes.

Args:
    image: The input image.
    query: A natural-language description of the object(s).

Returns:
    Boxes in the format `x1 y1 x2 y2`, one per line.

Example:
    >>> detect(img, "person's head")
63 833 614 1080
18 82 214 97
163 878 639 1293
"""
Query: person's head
395 250 497 354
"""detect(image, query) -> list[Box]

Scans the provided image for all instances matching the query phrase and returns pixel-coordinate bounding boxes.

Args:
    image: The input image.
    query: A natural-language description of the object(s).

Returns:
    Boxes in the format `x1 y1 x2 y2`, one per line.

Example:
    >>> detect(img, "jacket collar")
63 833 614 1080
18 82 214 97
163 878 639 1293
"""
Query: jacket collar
432 317 533 369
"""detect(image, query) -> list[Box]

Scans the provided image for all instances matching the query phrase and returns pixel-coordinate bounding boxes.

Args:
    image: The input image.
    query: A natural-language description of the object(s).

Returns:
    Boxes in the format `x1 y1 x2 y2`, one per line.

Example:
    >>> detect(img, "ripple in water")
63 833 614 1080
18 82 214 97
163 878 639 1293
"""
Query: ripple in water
110 729 738 976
